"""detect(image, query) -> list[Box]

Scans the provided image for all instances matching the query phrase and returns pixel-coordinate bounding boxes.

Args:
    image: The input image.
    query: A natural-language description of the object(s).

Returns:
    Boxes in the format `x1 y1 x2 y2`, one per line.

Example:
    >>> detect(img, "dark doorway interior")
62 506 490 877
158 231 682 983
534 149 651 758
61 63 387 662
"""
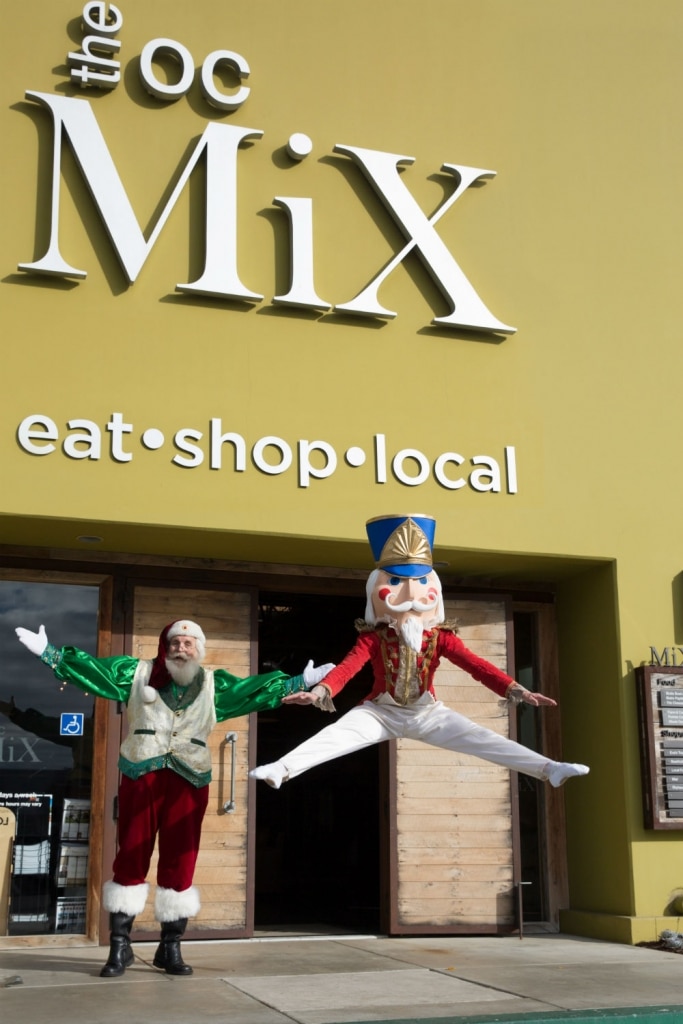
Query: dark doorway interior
255 591 380 932
513 610 546 923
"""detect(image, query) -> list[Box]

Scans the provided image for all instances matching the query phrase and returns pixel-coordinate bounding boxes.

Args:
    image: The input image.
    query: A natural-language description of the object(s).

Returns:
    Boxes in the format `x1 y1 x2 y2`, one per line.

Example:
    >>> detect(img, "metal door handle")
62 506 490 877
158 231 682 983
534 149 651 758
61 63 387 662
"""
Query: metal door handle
223 731 238 813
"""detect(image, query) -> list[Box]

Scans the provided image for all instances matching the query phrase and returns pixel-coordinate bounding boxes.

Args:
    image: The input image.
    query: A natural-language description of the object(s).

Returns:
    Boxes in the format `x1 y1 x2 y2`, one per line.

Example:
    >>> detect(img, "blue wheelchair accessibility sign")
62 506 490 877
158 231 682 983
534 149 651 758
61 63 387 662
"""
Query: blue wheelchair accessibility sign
60 713 85 737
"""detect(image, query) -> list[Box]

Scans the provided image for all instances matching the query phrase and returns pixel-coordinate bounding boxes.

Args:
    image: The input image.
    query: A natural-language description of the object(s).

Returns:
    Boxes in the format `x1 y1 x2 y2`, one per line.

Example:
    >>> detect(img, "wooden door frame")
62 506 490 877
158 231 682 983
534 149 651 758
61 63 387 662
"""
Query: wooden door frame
512 599 569 928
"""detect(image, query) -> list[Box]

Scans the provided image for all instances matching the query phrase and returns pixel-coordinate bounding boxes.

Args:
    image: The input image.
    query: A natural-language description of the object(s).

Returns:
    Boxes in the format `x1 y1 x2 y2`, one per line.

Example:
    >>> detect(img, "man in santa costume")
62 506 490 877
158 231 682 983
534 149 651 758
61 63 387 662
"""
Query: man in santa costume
15 618 332 978
251 513 590 790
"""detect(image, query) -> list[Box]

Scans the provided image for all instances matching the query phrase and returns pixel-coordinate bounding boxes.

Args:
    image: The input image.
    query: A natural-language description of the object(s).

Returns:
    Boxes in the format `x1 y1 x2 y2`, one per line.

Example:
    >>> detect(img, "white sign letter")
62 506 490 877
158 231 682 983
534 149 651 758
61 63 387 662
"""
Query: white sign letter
173 429 204 467
272 197 330 310
200 50 251 111
298 440 337 488
392 448 430 486
19 92 263 300
17 415 58 455
470 455 501 493
252 437 292 475
64 419 101 460
210 420 246 471
433 452 466 490
334 144 515 334
139 39 194 101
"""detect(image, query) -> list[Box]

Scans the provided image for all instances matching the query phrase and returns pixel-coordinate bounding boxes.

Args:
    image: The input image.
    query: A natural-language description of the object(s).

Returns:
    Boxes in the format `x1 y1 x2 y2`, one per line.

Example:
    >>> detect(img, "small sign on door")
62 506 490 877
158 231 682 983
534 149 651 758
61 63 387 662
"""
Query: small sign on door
60 713 84 737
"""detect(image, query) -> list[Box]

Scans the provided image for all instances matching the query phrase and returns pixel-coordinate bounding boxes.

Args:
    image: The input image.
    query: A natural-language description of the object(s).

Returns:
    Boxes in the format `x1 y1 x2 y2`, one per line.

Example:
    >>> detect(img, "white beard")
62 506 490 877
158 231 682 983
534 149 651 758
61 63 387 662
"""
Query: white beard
165 656 201 687
400 615 425 653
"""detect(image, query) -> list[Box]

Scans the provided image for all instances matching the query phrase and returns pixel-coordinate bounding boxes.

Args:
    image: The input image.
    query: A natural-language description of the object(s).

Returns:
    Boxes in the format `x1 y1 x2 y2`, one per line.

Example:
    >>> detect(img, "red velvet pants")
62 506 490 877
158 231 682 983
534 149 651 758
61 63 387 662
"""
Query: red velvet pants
112 769 209 891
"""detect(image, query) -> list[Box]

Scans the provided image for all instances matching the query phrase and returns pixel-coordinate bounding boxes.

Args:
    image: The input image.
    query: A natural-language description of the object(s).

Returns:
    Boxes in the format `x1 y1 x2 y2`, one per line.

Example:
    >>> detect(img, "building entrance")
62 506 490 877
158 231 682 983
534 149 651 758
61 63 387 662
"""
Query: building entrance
254 589 567 935
254 591 381 932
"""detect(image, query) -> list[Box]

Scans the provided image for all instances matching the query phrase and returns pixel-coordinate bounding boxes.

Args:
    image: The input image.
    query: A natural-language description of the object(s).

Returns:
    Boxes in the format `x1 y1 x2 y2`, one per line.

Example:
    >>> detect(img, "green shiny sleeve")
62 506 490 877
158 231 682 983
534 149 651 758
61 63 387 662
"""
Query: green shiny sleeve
48 646 139 702
213 668 301 722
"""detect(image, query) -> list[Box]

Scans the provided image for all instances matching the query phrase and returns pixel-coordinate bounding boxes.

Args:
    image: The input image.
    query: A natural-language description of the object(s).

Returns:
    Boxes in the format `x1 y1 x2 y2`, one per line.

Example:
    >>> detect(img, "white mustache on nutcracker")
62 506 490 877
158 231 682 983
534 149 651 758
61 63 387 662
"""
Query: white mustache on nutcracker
381 594 438 614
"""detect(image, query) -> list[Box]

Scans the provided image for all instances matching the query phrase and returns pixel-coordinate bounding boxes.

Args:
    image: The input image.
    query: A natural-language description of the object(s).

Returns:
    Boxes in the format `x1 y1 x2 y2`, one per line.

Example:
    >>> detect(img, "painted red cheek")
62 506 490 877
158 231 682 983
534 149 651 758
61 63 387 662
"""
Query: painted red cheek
427 589 437 600
378 587 391 600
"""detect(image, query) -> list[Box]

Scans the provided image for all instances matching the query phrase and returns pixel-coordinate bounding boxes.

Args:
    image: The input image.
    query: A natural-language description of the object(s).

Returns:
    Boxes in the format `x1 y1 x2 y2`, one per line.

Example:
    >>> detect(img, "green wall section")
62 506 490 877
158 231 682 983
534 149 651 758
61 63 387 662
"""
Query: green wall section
556 565 632 918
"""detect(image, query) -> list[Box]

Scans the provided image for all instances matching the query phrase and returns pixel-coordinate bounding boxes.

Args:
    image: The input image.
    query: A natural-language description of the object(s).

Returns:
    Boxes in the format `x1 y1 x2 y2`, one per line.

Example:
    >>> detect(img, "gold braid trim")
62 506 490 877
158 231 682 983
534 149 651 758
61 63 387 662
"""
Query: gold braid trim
378 629 395 692
440 620 460 635
419 629 440 689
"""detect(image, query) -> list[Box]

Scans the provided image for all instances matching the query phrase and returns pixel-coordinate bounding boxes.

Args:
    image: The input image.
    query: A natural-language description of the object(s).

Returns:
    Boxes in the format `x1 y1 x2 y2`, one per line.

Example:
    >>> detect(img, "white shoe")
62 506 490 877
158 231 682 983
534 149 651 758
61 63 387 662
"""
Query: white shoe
546 762 590 788
249 761 289 789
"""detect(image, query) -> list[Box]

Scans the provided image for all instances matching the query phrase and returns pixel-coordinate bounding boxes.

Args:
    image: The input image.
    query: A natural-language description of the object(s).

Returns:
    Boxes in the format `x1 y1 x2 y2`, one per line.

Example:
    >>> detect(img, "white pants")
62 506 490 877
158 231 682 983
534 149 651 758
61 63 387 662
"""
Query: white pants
280 699 553 781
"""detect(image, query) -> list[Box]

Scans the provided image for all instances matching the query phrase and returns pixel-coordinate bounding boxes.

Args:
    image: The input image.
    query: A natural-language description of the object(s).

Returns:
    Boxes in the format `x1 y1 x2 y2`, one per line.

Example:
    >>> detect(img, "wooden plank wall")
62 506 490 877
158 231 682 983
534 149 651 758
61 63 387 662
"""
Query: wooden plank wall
131 586 252 933
396 597 515 930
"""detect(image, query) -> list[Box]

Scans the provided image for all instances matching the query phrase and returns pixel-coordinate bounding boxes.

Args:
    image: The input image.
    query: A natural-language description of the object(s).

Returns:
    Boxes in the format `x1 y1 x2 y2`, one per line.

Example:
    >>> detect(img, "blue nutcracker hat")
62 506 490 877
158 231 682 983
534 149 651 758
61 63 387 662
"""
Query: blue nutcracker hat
365 514 436 578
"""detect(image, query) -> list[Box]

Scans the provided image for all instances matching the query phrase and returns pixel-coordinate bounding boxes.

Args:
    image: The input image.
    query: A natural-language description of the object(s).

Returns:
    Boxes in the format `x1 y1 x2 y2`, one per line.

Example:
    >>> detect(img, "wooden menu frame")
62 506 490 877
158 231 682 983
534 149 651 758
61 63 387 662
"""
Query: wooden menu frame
635 665 683 830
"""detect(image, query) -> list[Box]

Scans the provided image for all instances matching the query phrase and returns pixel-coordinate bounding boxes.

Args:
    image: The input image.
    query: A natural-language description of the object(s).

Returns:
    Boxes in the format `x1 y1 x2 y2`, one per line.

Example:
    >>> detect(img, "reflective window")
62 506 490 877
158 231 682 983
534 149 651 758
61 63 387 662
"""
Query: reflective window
0 581 99 935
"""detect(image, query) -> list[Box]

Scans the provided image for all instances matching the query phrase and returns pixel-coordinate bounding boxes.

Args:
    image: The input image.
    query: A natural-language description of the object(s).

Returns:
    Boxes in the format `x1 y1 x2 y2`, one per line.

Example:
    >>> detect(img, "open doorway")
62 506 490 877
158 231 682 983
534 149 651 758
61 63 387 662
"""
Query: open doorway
512 603 568 929
254 591 381 933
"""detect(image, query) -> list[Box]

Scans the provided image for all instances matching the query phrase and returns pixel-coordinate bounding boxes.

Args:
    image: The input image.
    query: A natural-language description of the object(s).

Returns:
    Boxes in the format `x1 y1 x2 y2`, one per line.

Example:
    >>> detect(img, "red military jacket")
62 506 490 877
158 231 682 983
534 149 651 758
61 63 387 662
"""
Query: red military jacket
321 621 515 706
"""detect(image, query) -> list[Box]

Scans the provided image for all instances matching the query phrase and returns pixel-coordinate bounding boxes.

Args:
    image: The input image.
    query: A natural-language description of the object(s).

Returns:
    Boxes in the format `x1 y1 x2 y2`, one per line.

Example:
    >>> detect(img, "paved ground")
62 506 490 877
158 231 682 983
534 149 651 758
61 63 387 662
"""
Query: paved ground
1 930 682 1024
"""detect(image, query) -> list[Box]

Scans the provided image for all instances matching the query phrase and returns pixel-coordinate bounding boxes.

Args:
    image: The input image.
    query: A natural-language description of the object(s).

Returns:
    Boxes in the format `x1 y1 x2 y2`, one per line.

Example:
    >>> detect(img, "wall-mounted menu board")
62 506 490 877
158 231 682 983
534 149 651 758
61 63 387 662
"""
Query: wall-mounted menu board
636 666 683 829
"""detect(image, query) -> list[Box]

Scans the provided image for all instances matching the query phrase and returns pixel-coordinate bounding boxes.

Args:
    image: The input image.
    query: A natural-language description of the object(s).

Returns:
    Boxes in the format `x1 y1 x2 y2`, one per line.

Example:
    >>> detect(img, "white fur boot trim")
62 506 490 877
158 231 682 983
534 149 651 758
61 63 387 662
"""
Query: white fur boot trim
154 885 201 923
103 880 149 916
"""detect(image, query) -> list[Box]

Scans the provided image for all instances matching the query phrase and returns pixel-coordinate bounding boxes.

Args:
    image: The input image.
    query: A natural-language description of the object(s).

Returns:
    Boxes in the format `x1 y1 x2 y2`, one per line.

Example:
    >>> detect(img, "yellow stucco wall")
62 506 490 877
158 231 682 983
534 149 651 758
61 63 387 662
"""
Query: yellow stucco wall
3 1 683 940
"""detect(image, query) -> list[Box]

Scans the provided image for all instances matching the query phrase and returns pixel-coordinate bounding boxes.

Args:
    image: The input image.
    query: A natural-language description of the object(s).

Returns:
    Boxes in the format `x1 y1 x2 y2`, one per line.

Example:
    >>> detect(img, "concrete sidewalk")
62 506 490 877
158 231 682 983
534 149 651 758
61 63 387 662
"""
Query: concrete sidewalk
1 930 682 1024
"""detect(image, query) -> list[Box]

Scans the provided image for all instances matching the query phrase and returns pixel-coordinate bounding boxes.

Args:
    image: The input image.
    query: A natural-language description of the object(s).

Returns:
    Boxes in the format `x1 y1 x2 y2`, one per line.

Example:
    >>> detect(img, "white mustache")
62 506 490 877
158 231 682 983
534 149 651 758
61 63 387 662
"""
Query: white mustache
383 594 438 614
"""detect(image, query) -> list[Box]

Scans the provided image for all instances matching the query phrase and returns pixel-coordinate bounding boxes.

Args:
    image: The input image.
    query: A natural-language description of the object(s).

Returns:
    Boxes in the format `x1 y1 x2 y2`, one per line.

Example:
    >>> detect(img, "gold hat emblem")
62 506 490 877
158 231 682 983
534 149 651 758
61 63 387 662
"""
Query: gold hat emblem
378 517 432 569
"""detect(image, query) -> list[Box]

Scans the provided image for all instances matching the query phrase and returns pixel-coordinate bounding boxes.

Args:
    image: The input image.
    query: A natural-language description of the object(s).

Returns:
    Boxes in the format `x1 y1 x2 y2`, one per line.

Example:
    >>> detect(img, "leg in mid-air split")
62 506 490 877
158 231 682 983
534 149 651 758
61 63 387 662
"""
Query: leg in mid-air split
250 700 589 790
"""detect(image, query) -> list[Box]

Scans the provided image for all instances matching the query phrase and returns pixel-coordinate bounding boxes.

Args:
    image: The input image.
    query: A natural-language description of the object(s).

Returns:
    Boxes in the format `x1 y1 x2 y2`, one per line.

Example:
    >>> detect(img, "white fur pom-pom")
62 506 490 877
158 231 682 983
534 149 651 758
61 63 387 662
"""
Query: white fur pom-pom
142 685 157 703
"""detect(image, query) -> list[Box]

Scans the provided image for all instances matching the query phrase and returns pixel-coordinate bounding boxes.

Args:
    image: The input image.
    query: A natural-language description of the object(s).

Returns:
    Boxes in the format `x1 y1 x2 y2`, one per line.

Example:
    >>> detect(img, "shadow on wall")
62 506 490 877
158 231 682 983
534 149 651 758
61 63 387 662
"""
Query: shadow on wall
672 572 683 647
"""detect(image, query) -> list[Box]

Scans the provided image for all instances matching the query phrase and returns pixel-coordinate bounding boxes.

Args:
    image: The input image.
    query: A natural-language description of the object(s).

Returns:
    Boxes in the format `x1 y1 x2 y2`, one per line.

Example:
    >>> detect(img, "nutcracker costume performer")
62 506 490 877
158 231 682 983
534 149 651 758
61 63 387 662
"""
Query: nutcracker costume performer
15 618 332 978
251 514 590 790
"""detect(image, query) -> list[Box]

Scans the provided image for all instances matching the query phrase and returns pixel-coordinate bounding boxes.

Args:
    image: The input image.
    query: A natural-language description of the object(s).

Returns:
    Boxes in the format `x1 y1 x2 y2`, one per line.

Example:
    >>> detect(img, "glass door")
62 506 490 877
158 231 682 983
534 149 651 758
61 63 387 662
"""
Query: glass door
0 579 100 936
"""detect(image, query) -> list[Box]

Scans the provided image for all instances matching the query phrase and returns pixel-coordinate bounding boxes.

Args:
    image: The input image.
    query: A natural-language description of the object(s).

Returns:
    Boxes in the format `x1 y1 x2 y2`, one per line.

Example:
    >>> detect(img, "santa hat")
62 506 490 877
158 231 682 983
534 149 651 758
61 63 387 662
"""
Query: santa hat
146 620 206 697
165 620 206 656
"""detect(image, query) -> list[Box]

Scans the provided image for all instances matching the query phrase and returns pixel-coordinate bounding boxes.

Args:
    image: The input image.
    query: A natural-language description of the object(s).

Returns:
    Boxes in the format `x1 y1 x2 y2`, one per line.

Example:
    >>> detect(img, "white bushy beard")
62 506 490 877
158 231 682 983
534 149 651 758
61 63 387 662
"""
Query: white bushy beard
400 615 425 653
165 655 201 686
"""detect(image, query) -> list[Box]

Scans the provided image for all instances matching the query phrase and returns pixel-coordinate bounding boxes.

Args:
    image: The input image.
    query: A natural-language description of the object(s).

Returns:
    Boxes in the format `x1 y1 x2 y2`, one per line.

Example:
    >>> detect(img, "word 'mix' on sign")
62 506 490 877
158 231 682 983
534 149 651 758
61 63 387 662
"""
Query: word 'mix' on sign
17 89 515 334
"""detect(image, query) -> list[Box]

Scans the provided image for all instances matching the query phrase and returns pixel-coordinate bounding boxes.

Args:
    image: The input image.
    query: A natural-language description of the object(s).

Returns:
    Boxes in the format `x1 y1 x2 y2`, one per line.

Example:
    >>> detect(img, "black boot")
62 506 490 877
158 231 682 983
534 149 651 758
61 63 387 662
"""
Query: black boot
100 912 136 978
153 918 193 975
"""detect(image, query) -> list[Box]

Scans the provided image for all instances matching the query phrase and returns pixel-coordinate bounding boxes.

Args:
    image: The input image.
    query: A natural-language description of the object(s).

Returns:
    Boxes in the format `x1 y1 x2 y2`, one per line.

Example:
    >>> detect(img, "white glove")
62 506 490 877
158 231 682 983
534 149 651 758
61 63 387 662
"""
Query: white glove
302 659 336 688
309 684 336 713
15 625 48 657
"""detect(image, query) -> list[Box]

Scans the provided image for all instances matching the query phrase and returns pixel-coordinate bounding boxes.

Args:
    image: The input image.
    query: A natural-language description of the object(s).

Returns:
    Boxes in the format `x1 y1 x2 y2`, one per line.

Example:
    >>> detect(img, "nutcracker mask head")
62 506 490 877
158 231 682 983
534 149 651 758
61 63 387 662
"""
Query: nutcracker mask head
364 515 444 649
